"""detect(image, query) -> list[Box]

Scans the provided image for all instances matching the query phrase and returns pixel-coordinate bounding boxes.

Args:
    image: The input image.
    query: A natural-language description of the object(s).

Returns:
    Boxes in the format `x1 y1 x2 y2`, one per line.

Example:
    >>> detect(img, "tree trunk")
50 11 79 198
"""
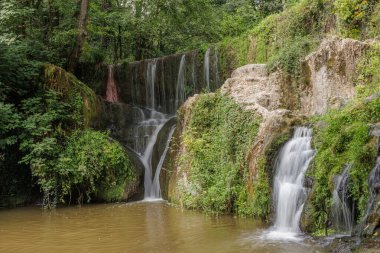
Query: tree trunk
67 0 90 73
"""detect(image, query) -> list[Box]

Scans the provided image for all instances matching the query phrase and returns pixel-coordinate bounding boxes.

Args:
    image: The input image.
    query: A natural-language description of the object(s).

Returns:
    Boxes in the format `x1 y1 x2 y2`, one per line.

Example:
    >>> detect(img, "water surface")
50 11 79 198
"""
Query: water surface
0 202 324 253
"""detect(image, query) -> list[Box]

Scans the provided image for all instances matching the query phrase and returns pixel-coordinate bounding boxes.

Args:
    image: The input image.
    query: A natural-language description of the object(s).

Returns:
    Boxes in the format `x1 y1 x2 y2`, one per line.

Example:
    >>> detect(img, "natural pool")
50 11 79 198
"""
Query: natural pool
0 201 325 253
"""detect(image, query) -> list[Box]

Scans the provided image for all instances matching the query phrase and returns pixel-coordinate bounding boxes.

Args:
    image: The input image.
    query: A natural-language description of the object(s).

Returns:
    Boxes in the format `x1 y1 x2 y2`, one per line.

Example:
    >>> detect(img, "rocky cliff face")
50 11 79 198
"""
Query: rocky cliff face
161 38 376 224
221 64 298 190
300 38 369 116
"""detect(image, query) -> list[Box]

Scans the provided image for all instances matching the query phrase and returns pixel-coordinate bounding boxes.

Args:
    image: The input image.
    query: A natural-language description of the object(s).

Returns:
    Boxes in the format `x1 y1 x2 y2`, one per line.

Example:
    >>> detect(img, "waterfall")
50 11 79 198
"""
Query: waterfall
331 164 353 234
191 53 196 94
111 53 206 200
204 48 210 91
129 58 179 200
140 111 171 199
105 65 119 103
268 127 315 239
151 126 176 198
361 156 380 231
175 55 186 110
146 60 157 110
213 50 220 88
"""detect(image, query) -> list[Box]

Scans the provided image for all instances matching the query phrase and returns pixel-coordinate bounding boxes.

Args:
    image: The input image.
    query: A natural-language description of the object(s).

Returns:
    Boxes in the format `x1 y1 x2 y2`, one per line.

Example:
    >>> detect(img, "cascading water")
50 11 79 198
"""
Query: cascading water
146 60 157 110
191 54 197 93
266 127 315 240
139 111 172 199
151 126 176 198
204 48 210 91
213 50 220 88
331 164 353 234
103 52 223 201
105 65 119 103
175 55 186 110
127 55 186 200
361 156 380 230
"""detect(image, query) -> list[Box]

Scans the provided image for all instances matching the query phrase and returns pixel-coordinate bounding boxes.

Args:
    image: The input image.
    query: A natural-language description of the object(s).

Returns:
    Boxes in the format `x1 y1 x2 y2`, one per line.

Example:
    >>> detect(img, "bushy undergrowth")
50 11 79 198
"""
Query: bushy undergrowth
56 130 136 204
218 0 328 80
177 93 268 217
334 0 379 39
356 43 380 99
0 64 135 208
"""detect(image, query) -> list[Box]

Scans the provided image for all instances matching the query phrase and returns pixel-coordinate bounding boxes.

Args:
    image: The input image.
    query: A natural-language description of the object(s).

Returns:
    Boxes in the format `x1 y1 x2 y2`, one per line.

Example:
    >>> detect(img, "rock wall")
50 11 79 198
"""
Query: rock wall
161 38 373 219
78 49 222 115
299 38 369 116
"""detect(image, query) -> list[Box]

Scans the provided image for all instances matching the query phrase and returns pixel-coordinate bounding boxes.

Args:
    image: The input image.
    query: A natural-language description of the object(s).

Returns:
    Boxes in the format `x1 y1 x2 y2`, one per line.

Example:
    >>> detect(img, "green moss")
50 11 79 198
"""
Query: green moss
56 129 137 204
334 0 376 39
177 93 263 217
356 43 380 99
42 64 101 126
236 156 271 219
368 2 380 38
309 99 380 231
97 181 127 203
217 0 328 79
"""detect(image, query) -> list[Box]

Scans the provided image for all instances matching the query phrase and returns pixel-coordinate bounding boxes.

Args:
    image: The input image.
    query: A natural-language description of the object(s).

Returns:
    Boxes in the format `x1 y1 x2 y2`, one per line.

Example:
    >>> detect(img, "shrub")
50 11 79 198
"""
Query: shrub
56 129 137 204
178 93 265 217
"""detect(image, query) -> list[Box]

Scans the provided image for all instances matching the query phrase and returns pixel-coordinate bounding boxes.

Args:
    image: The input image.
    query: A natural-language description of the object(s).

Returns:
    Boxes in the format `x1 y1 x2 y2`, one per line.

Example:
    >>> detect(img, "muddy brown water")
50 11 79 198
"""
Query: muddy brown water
0 201 325 253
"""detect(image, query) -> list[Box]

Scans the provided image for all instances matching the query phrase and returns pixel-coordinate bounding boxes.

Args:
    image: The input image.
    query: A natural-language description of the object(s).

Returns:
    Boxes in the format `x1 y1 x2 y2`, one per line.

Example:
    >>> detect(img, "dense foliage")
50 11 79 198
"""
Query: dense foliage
176 93 269 218
0 0 298 208
55 130 137 205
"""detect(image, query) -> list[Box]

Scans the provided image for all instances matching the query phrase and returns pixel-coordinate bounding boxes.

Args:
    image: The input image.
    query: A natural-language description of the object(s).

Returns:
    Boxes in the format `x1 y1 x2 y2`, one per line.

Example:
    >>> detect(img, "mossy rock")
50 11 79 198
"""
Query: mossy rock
41 64 101 126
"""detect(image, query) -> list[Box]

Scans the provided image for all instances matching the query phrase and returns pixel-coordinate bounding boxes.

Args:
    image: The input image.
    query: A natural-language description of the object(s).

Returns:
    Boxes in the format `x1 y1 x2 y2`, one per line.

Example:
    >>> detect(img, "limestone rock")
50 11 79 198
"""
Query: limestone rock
300 38 369 116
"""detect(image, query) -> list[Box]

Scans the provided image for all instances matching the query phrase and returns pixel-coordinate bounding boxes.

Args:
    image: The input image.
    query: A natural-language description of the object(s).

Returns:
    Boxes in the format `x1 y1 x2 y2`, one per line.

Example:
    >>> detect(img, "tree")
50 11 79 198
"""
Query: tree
68 0 90 73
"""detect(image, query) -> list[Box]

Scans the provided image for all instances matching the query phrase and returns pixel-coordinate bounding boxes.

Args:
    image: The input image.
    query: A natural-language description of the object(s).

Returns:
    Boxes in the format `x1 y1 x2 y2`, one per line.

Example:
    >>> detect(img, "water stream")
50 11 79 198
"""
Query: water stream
213 50 220 88
331 164 353 234
175 55 186 110
204 48 211 91
130 109 172 199
361 156 380 230
266 127 315 240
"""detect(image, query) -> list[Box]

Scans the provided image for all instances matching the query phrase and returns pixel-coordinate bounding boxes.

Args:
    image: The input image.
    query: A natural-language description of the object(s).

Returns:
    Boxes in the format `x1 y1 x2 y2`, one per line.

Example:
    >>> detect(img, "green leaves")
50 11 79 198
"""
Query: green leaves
179 93 262 216
309 88 380 231
0 102 21 149
56 129 137 203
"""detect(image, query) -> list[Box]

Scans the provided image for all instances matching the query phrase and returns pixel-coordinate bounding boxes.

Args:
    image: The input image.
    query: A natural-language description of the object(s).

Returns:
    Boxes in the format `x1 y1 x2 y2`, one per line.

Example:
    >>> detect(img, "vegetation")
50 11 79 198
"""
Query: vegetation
176 93 269 218
307 42 380 232
218 0 329 80
55 130 137 205
0 58 135 207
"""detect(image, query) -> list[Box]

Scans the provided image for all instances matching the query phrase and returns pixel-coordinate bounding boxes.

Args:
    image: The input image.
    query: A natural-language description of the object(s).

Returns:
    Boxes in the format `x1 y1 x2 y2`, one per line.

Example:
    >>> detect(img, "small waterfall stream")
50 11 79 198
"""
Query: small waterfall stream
360 156 380 231
266 127 315 240
204 48 210 91
151 126 176 198
175 55 186 109
146 60 157 110
213 50 220 88
332 164 353 234
131 109 172 199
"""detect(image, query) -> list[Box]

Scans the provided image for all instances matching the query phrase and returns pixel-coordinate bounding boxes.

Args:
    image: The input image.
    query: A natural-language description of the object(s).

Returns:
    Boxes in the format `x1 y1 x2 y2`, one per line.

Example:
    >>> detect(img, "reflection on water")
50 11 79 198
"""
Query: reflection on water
0 202 324 253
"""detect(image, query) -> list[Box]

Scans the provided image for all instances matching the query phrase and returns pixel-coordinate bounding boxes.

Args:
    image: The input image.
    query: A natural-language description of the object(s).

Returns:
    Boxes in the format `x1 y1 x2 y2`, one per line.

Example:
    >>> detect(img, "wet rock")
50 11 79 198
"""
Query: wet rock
362 194 380 237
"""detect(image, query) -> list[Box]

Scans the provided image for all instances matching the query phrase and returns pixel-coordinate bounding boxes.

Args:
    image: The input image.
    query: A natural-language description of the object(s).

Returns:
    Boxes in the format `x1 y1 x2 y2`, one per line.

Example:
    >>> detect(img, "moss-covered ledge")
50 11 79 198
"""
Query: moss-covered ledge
41 64 101 126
